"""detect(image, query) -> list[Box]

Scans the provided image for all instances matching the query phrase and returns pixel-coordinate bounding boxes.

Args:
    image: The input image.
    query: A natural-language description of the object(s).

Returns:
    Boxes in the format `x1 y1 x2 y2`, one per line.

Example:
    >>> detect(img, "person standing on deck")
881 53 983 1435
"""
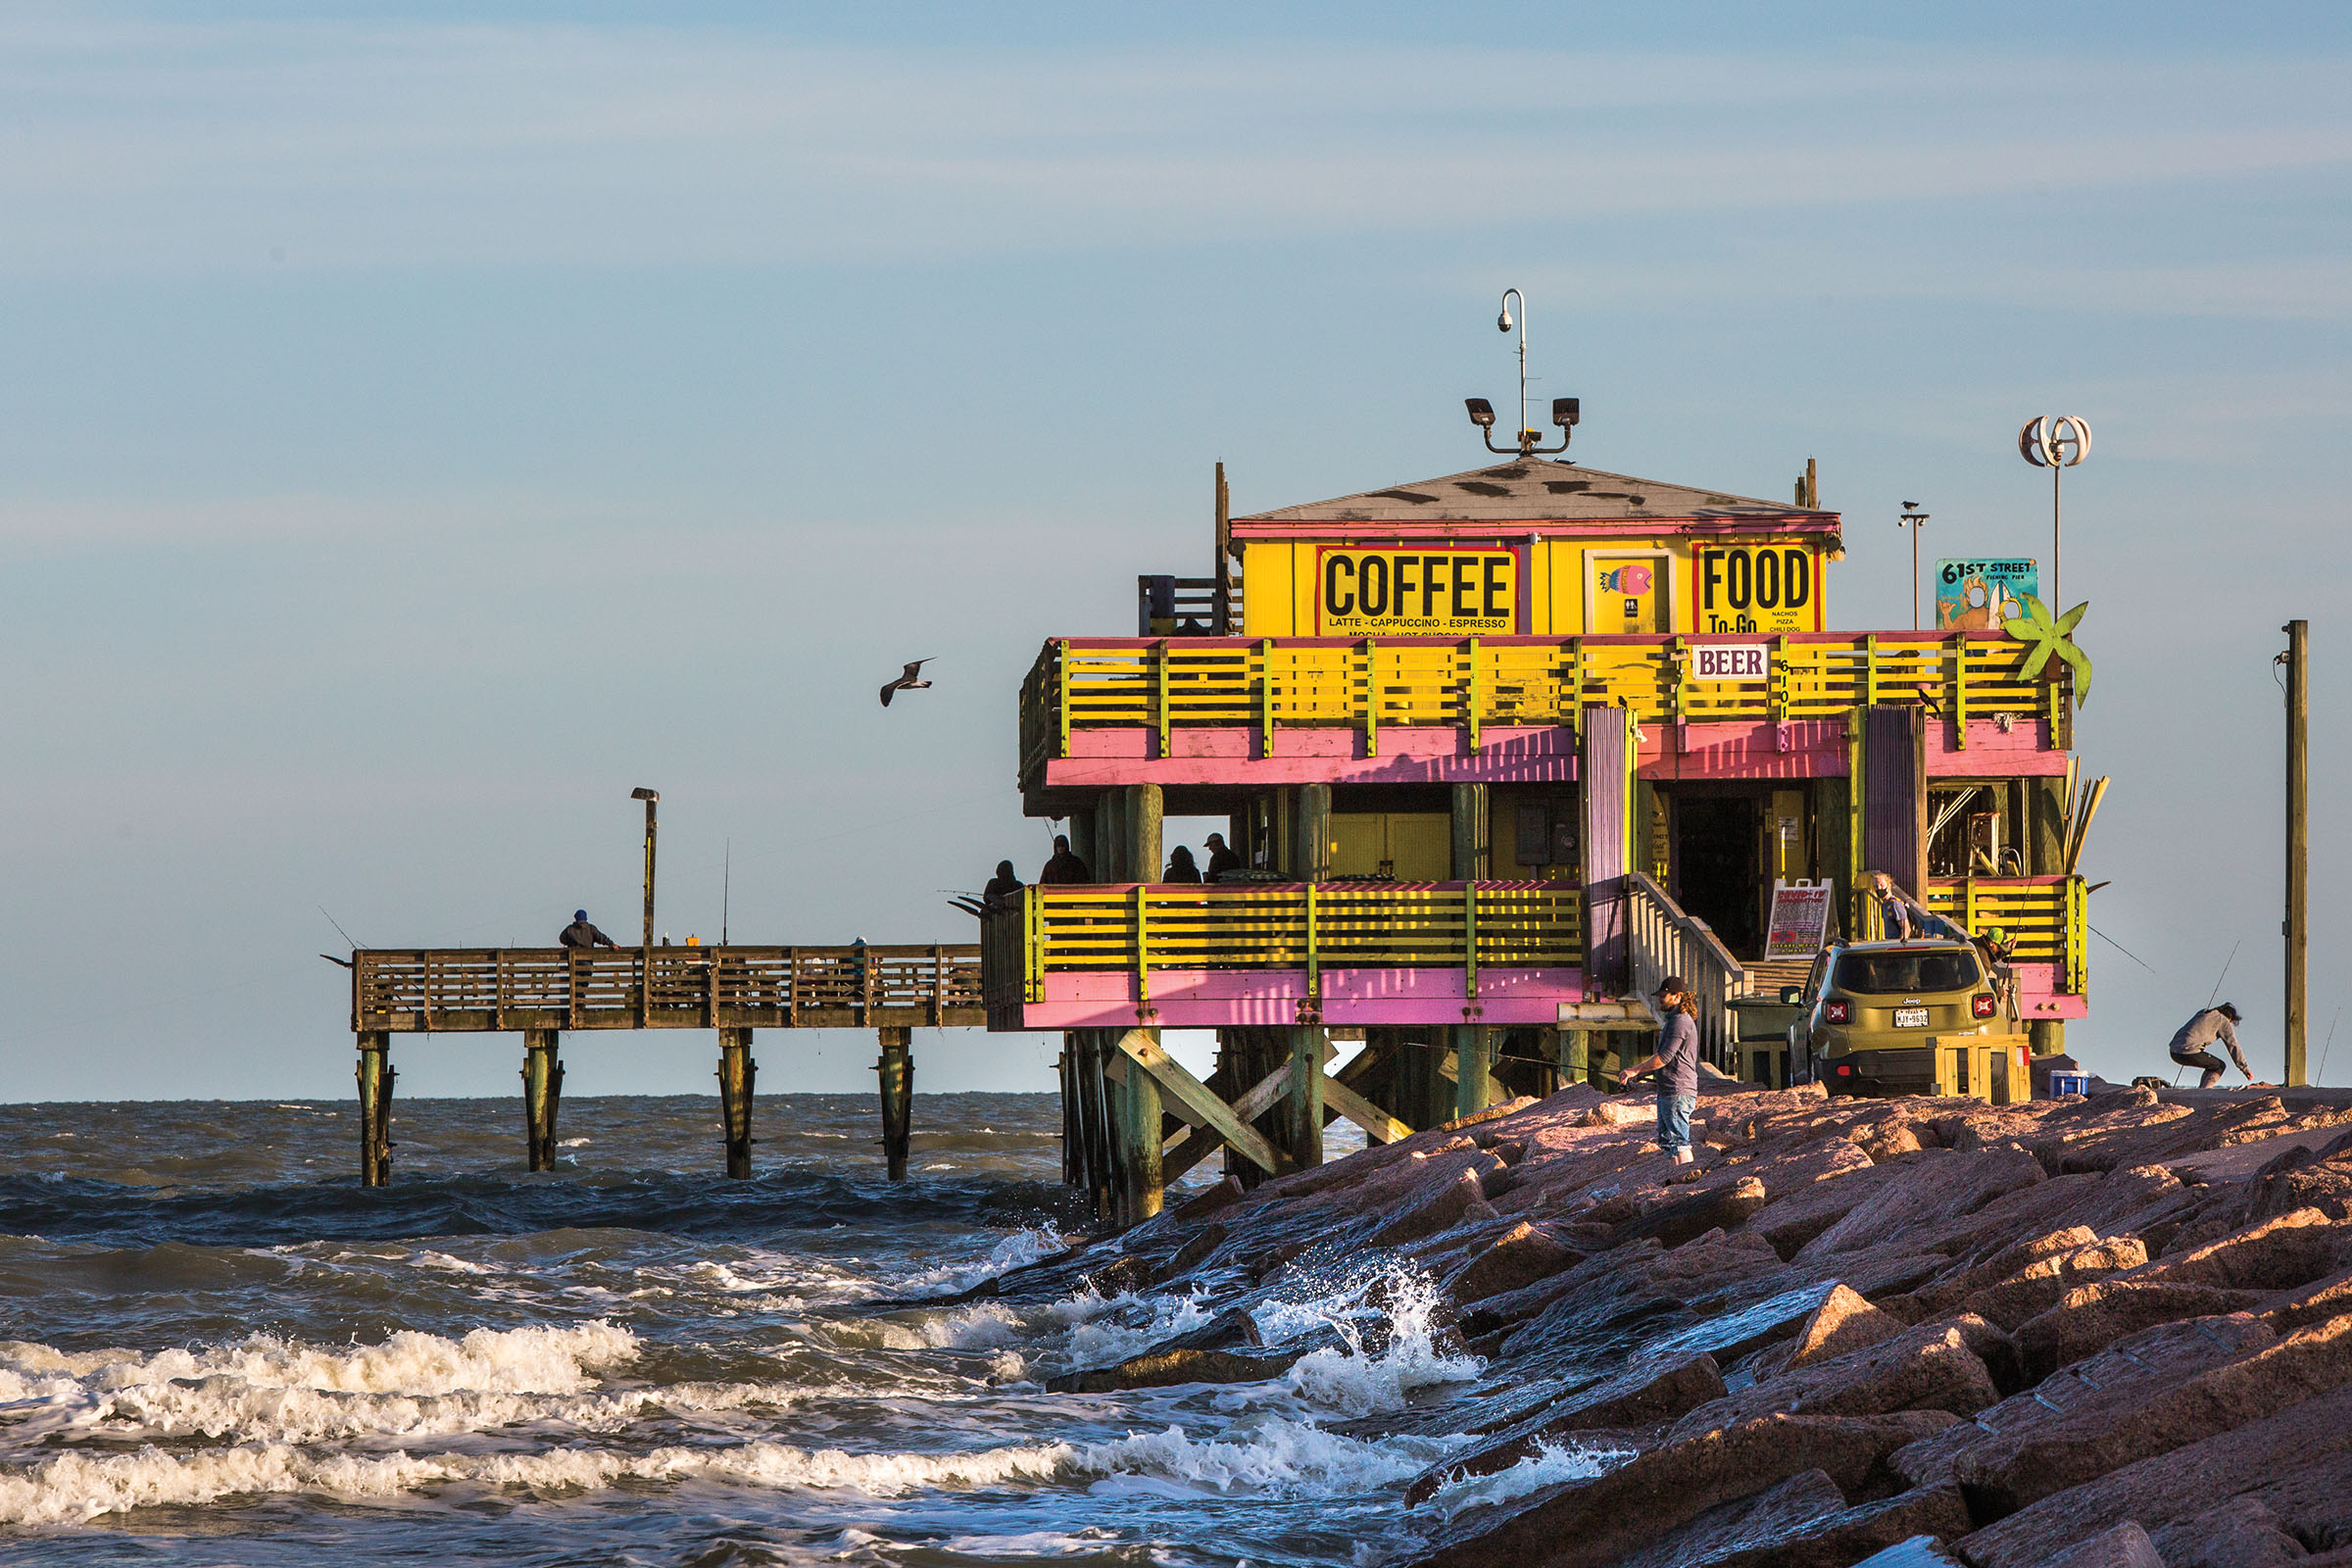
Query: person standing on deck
982 860 1024 908
2170 1004 2257 1089
1039 835 1090 885
1163 845 1202 883
1203 832 1244 882
559 910 617 949
1622 977 1701 1166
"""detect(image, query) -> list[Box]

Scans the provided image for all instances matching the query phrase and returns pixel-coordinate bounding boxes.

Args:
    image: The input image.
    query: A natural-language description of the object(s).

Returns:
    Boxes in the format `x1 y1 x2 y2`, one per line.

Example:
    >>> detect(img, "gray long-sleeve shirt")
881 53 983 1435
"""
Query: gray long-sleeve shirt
2169 1008 2251 1077
1655 1011 1700 1100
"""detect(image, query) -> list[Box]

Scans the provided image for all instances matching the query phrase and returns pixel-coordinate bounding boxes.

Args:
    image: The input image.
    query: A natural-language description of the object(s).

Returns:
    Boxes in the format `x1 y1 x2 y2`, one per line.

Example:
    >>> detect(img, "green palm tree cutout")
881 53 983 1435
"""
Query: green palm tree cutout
2002 595 2091 705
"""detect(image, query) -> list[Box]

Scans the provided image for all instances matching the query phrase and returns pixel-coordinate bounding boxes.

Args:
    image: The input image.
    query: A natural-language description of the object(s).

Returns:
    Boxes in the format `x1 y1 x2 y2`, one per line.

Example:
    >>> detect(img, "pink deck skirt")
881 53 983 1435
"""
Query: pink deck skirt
1041 717 2066 790
1011 964 1584 1029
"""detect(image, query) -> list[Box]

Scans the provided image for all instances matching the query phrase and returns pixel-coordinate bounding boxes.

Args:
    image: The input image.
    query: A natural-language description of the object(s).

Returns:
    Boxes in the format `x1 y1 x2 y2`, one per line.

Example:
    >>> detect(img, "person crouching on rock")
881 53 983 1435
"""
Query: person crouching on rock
1623 977 1701 1165
2170 1003 2257 1089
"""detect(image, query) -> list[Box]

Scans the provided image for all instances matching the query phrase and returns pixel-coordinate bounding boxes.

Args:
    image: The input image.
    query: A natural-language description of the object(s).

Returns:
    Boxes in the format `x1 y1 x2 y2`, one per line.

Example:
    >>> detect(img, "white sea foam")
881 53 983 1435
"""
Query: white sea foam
1053 1286 1214 1372
1425 1439 1633 1517
896 1224 1067 1298
1076 1417 1443 1497
0 1435 1084 1526
1249 1262 1484 1417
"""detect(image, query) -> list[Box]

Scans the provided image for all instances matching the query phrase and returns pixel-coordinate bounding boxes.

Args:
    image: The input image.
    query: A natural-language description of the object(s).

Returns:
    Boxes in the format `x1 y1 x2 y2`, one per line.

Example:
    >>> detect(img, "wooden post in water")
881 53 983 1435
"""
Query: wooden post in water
876 1027 914 1181
717 1027 756 1179
521 1028 563 1172
1284 1027 1326 1169
1114 1029 1164 1225
1454 1025 1495 1120
356 1031 394 1186
2285 619 2309 1087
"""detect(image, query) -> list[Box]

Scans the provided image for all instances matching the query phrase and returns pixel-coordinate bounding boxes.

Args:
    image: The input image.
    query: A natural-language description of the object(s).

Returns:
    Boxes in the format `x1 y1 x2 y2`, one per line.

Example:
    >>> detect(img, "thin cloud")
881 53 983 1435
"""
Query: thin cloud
0 18 2343 271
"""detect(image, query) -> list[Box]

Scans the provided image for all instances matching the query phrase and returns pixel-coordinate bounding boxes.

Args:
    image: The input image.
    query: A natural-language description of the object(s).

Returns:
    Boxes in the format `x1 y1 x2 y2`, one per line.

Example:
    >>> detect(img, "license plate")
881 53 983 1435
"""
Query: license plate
1894 1006 1930 1029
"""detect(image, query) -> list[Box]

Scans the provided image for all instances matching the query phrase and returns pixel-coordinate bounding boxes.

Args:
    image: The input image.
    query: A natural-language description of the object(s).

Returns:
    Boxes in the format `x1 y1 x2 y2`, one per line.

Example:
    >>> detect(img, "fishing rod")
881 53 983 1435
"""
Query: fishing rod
2205 940 2240 1010
318 906 363 950
2320 1007 2343 1085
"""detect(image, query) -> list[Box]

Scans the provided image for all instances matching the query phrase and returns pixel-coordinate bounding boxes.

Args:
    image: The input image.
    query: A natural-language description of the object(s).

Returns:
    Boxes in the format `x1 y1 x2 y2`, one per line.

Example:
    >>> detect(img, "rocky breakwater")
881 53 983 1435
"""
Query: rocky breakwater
965 1073 2352 1568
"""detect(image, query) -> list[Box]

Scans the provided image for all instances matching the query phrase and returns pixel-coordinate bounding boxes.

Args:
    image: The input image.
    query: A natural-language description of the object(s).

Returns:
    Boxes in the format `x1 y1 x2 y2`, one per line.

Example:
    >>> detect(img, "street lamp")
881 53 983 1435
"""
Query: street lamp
2018 416 2091 606
630 787 659 950
1464 288 1577 458
1897 503 1930 631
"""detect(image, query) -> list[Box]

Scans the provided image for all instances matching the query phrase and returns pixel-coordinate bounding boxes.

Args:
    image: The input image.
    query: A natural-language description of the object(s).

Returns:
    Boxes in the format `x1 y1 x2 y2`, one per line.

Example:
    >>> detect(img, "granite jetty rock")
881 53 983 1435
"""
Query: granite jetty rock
972 1072 2352 1568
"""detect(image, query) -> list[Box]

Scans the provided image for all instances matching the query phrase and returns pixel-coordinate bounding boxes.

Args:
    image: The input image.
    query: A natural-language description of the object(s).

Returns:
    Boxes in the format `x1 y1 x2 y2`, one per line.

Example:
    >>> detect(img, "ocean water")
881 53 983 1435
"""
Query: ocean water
0 1093 1521 1566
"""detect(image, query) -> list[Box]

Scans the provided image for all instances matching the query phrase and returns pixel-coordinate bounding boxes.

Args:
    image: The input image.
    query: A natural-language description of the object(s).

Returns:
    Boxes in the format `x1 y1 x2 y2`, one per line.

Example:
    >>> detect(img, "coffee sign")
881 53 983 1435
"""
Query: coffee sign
1316 547 1518 634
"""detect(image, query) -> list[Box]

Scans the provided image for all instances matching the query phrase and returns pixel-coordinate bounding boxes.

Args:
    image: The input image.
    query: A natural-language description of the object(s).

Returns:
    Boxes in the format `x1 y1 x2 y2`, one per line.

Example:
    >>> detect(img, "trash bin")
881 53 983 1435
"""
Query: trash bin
2046 1071 2091 1099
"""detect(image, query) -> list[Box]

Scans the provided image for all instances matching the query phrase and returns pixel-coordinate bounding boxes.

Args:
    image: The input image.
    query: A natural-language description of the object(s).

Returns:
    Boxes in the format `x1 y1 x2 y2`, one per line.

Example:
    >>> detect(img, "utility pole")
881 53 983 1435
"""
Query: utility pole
631 787 660 950
2283 622 2308 1086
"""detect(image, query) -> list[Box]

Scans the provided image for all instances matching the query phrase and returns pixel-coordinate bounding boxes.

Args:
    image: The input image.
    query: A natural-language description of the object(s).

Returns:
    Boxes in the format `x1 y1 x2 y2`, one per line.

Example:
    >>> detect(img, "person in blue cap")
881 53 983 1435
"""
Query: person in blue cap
559 910 618 949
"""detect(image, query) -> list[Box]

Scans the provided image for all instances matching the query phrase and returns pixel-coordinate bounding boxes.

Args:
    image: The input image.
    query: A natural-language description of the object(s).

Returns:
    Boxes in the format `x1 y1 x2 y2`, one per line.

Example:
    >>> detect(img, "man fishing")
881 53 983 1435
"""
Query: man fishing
2170 1003 2256 1089
559 909 617 949
1621 976 1701 1166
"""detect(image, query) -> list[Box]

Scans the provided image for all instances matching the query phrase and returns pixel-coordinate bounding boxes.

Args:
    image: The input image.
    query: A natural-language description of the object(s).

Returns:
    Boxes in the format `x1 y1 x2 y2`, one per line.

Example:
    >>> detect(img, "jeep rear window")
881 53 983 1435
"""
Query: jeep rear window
1835 950 1982 995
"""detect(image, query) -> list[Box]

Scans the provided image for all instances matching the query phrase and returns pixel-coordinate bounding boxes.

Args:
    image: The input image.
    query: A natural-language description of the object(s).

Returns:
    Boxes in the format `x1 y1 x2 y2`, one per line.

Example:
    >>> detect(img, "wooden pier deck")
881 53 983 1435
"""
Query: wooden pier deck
347 945 982 1186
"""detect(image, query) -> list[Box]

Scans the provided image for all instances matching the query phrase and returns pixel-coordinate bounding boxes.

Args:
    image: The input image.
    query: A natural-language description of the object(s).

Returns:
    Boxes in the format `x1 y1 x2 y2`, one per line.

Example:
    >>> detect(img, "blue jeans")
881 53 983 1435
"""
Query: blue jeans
1656 1092 1695 1152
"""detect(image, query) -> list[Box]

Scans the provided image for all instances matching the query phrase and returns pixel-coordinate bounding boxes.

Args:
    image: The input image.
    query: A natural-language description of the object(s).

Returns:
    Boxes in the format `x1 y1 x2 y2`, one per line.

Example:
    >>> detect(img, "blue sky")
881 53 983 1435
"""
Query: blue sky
2 4 2348 1102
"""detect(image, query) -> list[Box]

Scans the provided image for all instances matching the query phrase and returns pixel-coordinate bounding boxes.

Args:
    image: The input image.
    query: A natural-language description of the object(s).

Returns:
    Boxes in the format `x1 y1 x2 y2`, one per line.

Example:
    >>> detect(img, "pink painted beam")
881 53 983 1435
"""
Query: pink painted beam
1011 964 1585 1029
2011 961 2089 1021
1041 716 2065 789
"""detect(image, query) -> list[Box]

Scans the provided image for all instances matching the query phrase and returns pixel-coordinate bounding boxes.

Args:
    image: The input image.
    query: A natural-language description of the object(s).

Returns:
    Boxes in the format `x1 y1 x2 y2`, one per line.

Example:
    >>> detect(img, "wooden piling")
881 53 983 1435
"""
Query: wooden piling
876 1026 914 1181
521 1027 563 1172
718 1026 756 1179
1450 784 1490 880
1284 1027 1326 1170
1454 1024 1496 1120
1125 783 1163 885
356 1031 394 1187
2285 618 2309 1086
1114 1029 1164 1225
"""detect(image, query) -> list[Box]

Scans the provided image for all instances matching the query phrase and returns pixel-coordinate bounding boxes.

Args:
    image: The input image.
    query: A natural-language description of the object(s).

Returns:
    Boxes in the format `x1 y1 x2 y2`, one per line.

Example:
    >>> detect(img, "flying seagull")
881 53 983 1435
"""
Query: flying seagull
879 659 933 708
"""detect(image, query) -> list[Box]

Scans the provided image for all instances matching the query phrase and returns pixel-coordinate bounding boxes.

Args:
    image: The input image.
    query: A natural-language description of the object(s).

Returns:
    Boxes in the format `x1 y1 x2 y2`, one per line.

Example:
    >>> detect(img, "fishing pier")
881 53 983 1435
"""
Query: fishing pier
348 945 980 1185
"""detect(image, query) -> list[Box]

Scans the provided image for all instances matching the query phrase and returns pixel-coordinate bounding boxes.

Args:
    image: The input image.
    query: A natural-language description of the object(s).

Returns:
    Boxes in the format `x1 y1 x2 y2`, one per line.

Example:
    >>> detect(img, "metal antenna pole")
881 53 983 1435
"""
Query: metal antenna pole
1498 288 1527 451
2053 462 2062 607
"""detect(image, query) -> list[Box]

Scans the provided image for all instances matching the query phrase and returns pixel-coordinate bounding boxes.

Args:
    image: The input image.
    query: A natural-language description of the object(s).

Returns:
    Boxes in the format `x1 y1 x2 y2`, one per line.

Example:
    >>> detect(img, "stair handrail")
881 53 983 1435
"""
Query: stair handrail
1625 871 1748 1068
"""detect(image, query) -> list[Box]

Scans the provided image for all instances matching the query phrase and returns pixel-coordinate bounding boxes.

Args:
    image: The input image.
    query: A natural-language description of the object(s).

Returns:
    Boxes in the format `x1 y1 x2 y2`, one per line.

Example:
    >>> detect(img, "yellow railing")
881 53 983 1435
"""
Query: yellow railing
1923 876 2087 993
988 882 1583 1004
1019 632 2072 780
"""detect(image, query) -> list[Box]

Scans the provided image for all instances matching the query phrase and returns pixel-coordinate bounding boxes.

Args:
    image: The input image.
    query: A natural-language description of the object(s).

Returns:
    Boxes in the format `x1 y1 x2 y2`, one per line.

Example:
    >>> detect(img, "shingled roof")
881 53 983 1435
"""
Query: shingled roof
1235 459 1834 525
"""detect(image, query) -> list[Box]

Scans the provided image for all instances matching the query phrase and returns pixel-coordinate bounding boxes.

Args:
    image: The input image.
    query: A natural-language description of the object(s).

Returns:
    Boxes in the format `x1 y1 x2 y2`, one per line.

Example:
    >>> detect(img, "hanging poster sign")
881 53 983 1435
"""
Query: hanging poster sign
1764 879 1834 959
1693 543 1822 634
1316 546 1518 635
1936 560 2038 630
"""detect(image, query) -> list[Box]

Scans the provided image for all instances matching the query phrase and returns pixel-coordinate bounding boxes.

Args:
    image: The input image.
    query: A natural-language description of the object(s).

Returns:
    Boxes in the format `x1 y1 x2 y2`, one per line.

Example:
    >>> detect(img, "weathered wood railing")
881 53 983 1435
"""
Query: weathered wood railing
1924 876 2087 994
1018 631 2073 786
1624 871 1748 1070
353 945 984 1033
985 881 1582 1007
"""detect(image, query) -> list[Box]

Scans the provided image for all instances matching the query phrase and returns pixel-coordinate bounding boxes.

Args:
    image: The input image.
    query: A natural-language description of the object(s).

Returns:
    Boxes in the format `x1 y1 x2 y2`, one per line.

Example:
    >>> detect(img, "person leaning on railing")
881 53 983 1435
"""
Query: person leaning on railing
1621 976 1701 1167
559 909 618 949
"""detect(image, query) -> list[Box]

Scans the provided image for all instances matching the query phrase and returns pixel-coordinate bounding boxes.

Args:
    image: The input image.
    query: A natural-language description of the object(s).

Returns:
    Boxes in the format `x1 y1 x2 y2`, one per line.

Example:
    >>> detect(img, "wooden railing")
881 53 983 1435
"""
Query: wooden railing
1924 876 2087 994
352 945 984 1033
985 882 1583 1006
1624 872 1748 1069
1018 631 2073 784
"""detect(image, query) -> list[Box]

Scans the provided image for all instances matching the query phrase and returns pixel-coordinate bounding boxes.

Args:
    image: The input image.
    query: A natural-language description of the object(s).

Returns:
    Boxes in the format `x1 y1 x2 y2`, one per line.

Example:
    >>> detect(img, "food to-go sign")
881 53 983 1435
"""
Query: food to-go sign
1689 642 1773 681
1694 544 1822 634
1316 547 1518 634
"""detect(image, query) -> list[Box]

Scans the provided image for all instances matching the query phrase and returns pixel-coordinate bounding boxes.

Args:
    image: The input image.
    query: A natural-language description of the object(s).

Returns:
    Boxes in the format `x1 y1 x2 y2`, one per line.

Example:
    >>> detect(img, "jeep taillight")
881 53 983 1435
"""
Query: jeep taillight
1972 995 1998 1018
1824 1000 1851 1023
1836 1062 1852 1076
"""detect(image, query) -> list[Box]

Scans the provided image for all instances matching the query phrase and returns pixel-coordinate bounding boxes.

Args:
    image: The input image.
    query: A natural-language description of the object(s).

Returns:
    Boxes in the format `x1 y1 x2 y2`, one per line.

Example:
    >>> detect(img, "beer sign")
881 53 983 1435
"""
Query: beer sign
1688 642 1772 681
1694 544 1821 634
1316 547 1518 635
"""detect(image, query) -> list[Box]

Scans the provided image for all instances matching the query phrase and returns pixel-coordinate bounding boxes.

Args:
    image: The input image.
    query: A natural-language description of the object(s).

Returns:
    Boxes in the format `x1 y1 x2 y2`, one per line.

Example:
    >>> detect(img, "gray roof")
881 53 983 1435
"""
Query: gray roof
1235 459 1835 526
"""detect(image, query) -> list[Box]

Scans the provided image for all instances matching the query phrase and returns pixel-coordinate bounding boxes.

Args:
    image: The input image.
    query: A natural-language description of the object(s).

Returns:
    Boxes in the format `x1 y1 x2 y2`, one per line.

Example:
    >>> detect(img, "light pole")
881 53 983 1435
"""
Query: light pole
1897 503 1929 631
1463 287 1578 458
2018 416 2091 606
630 787 659 950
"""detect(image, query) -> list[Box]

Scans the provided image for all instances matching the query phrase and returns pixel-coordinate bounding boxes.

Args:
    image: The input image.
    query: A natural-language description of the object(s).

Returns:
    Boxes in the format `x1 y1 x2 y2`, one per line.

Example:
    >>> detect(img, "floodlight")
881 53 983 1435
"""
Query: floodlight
1552 397 1580 428
1464 397 1495 428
